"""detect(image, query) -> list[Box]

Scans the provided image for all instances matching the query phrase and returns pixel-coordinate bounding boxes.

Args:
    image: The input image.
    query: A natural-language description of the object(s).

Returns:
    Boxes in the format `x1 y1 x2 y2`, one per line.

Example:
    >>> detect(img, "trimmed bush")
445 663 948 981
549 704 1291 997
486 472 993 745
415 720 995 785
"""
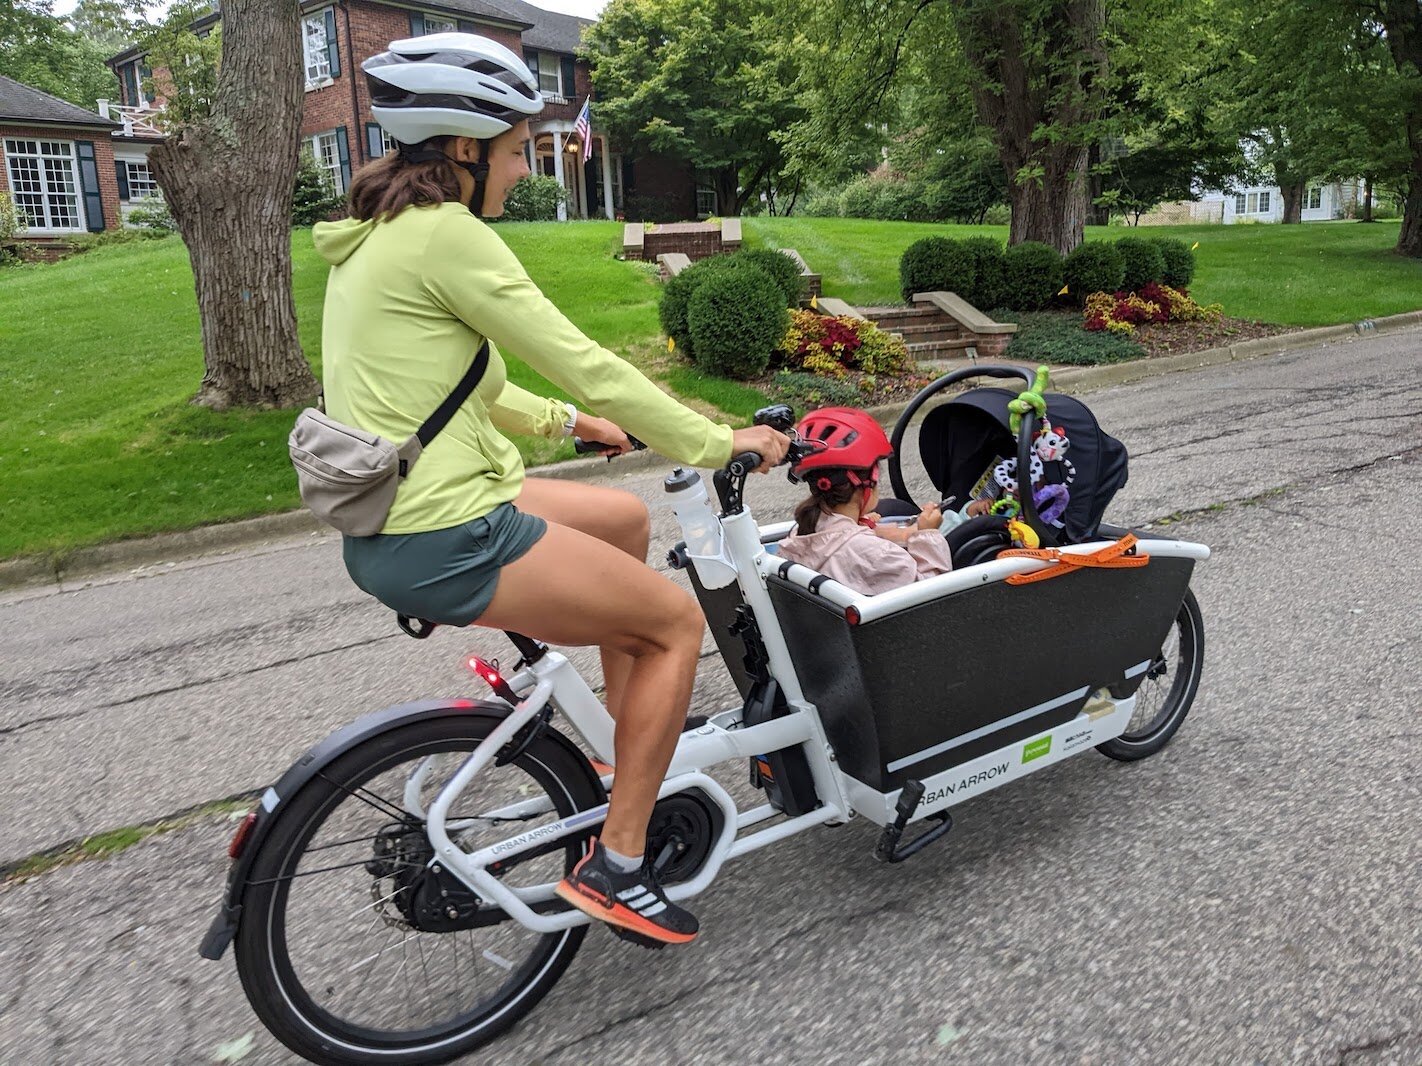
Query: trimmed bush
1000 241 1064 311
501 175 566 221
962 236 1007 309
687 265 789 379
1115 236 1165 291
899 236 975 302
658 255 740 357
1007 312 1140 366
292 148 344 226
736 247 806 307
1063 241 1125 303
1151 237 1196 289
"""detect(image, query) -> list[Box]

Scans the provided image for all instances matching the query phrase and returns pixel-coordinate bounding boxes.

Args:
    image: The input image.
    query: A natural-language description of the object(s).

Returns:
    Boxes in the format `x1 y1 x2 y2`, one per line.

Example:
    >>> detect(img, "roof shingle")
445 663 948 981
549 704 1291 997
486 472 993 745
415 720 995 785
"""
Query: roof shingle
0 74 117 129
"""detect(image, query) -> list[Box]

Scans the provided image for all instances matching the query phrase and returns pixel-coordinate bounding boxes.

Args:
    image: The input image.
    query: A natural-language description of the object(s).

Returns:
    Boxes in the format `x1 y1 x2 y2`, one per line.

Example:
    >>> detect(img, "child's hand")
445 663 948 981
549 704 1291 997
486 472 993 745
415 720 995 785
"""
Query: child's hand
918 502 943 531
967 498 993 518
874 523 915 544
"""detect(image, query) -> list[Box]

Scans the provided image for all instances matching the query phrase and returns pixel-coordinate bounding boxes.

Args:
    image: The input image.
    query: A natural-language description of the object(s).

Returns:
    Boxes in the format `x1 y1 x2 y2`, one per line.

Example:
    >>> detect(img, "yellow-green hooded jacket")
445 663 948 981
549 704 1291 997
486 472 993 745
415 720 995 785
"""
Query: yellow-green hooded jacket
314 203 734 534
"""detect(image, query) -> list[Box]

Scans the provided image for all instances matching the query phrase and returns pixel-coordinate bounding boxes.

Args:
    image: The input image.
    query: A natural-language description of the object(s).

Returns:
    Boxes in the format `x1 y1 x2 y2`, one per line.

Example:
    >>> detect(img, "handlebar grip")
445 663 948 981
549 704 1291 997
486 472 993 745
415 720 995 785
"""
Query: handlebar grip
728 450 763 477
573 434 647 457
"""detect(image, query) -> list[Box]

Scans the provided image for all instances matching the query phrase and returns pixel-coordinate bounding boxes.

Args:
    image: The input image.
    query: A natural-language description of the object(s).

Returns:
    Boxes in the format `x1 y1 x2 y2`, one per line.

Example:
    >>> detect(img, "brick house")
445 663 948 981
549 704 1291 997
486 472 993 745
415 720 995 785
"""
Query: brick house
103 0 708 221
0 74 122 247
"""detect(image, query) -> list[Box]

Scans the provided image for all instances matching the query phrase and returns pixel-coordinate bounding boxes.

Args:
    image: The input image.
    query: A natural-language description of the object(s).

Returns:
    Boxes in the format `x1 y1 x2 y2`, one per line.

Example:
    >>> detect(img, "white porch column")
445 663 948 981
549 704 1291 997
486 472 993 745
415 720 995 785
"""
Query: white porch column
600 136 615 220
551 131 567 221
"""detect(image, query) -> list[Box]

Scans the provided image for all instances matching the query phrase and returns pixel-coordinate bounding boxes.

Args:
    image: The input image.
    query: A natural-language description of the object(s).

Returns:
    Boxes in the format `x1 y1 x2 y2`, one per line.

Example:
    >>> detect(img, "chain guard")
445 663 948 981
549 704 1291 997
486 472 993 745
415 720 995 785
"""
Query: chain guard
646 788 723 885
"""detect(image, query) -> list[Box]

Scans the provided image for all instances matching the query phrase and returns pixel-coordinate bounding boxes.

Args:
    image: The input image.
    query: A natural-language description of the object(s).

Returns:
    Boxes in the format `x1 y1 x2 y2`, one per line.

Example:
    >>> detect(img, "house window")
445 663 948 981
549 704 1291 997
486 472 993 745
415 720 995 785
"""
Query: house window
421 14 457 33
309 131 343 194
695 185 717 218
1306 186 1323 210
381 128 398 156
524 51 564 100
120 62 140 106
3 138 83 232
303 12 331 86
123 160 158 201
1234 193 1247 215
1257 190 1271 213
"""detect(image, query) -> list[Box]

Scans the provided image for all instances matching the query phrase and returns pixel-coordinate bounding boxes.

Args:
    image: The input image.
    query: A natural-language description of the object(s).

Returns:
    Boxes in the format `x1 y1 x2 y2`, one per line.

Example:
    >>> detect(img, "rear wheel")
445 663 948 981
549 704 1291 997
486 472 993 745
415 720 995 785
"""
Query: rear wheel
1097 589 1204 761
233 714 603 1065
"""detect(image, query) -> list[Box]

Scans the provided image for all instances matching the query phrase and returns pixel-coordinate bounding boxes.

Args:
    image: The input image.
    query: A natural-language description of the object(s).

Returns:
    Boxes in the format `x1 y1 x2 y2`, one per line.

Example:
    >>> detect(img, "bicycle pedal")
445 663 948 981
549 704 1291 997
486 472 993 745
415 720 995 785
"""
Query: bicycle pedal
608 925 668 951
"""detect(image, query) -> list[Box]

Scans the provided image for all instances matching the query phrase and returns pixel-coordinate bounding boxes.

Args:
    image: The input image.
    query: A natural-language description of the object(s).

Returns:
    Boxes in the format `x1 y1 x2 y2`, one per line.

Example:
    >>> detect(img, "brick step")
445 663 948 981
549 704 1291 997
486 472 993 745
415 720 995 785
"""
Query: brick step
860 306 938 324
906 338 977 357
892 323 964 343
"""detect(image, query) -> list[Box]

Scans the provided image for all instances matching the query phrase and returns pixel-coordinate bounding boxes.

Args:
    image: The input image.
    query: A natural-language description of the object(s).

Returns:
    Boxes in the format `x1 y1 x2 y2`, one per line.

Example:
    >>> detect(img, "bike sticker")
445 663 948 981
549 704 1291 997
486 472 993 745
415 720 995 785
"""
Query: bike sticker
1021 736 1052 763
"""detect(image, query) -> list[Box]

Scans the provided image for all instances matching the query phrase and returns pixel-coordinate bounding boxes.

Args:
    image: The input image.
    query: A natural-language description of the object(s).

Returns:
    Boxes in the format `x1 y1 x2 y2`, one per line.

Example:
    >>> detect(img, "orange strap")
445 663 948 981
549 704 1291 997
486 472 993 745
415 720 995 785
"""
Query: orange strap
1001 533 1149 585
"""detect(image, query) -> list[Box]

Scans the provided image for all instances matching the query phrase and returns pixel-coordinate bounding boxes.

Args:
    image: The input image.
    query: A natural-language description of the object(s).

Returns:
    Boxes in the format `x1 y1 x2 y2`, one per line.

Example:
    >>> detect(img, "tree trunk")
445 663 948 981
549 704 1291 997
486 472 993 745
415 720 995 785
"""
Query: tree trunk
1085 141 1110 227
957 0 1107 255
1362 177 1374 222
714 169 738 217
1279 181 1305 224
147 0 318 409
1379 0 1422 257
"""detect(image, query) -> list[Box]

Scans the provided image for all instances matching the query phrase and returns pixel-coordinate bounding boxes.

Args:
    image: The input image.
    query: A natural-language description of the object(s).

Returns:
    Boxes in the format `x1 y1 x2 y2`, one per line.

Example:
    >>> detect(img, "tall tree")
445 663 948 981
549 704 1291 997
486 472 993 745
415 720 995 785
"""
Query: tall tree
1372 0 1422 255
584 0 806 216
784 0 1115 253
140 0 317 408
0 0 115 109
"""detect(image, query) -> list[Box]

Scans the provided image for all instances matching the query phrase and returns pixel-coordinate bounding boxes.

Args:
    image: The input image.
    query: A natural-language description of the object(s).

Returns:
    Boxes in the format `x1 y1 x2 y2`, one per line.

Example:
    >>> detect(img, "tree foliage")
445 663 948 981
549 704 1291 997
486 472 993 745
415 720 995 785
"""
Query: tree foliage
585 0 806 216
0 0 115 110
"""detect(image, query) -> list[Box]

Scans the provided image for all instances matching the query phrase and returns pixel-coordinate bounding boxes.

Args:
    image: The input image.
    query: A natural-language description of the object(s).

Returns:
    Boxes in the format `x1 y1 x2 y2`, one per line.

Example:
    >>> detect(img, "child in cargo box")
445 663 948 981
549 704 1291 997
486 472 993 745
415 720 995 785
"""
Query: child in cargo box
775 408 960 596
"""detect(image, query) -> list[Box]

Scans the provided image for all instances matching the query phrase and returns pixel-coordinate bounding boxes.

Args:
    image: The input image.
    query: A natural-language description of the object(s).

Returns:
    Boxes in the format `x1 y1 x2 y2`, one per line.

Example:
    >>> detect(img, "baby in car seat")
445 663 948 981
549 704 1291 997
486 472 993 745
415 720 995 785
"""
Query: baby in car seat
775 408 954 596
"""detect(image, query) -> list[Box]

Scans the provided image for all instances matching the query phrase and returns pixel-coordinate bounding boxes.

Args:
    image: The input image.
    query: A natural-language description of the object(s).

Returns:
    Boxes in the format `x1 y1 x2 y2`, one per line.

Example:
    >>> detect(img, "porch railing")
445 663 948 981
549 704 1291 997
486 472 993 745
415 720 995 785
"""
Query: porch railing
97 99 167 138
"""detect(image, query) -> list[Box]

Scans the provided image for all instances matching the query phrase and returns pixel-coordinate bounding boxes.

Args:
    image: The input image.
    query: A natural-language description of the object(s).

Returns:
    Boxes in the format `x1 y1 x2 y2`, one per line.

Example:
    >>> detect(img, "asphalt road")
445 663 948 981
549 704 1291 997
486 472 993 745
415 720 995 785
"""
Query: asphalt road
2 329 1420 1065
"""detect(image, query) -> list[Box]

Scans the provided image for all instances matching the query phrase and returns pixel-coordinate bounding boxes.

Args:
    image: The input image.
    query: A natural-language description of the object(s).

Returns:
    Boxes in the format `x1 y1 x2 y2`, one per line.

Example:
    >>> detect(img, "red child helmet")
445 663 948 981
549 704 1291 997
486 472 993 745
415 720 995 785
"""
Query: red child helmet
791 407 893 486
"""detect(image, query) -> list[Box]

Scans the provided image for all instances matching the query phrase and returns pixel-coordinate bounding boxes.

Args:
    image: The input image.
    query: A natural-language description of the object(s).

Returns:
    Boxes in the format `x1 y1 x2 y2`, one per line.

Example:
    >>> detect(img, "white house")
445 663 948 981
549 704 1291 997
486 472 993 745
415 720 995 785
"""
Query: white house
1140 179 1366 226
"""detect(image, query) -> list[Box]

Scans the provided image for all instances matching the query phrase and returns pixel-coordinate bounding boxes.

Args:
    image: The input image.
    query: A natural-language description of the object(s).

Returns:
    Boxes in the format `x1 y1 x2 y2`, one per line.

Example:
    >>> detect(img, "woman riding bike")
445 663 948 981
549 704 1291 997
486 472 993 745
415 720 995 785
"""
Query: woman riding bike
317 32 789 944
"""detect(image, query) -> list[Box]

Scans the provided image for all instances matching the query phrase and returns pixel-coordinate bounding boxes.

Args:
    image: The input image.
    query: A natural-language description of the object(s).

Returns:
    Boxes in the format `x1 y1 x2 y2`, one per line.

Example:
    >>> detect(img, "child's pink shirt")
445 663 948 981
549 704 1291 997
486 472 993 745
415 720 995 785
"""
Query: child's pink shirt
774 512 954 596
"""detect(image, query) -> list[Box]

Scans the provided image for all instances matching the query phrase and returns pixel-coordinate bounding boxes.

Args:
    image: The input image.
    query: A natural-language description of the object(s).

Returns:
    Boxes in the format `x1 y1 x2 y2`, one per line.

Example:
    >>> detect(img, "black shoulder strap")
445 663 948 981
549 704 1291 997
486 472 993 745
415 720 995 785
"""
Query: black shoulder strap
416 341 489 448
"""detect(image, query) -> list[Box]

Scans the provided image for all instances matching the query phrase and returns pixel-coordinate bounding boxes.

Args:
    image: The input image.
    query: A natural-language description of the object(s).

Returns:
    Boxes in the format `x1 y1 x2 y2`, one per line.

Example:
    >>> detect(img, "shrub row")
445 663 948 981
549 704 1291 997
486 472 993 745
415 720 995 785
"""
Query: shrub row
899 235 1197 312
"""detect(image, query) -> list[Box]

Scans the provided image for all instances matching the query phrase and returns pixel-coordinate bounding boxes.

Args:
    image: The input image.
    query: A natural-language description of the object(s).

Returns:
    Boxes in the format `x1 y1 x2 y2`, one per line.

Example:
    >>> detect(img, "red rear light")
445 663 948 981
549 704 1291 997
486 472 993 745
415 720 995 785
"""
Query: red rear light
228 812 258 859
466 655 519 702
845 606 861 625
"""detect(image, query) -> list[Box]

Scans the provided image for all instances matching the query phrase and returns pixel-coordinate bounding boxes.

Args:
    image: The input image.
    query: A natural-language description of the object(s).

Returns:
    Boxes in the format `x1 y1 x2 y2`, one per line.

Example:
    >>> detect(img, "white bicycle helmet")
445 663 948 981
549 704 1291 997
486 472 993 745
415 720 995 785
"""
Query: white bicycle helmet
363 33 544 146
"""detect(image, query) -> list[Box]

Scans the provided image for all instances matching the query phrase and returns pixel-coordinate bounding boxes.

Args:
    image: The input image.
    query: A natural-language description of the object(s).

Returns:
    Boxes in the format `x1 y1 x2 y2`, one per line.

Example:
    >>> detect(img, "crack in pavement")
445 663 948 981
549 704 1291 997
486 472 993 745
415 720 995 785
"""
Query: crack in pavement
1337 1030 1422 1063
0 710 87 741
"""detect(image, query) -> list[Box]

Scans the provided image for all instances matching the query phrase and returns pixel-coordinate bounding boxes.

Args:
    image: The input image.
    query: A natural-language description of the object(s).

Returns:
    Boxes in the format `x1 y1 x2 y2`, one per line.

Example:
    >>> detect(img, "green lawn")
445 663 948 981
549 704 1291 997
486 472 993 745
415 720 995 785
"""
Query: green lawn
0 222 681 559
3 215 1418 560
746 218 1422 326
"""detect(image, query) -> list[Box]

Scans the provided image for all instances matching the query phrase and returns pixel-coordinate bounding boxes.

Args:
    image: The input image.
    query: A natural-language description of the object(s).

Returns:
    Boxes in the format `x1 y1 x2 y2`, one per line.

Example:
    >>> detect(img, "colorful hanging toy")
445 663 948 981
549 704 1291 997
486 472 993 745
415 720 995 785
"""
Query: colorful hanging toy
993 366 1074 530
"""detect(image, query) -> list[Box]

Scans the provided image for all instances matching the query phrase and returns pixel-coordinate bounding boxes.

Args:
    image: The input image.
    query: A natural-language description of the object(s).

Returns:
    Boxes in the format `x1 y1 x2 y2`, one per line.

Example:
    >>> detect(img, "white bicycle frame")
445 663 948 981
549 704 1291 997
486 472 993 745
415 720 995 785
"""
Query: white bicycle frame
413 488 1210 936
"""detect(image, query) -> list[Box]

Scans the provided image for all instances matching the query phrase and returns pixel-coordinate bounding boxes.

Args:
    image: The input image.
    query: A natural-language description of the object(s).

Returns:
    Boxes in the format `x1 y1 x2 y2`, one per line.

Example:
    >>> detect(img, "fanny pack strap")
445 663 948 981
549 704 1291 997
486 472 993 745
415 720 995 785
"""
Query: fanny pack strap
397 340 490 477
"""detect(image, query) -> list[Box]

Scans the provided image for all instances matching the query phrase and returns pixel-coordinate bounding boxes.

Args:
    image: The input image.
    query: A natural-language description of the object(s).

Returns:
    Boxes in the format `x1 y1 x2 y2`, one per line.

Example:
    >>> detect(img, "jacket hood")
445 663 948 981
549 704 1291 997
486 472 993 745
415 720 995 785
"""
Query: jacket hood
313 216 377 265
775 512 867 563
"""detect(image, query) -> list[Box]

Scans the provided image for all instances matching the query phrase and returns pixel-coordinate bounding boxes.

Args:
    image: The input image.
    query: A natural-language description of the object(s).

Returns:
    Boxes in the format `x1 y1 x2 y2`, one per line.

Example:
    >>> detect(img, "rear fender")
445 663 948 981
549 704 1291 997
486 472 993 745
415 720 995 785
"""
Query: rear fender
198 698 598 961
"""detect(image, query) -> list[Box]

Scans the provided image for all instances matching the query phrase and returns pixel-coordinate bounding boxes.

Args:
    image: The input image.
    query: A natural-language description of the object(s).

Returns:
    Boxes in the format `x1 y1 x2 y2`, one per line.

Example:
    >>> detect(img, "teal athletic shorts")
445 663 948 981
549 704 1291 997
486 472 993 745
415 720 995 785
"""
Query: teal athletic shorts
343 502 547 626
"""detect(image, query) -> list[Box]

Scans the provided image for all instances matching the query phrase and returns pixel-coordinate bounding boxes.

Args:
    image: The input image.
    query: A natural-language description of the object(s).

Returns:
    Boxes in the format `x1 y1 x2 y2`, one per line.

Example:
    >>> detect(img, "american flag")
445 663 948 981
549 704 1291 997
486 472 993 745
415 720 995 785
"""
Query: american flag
573 97 591 161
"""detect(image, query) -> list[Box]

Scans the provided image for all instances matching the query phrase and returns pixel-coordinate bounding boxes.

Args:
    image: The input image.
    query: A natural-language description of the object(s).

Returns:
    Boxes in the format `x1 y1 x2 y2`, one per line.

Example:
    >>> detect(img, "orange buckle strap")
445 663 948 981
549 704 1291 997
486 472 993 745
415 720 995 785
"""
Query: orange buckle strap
1001 534 1150 585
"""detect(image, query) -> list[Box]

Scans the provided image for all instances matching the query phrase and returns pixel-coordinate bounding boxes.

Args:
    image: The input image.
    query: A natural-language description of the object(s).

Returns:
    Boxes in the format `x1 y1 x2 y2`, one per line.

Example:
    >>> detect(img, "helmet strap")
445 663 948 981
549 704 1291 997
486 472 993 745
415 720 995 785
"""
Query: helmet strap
398 141 492 217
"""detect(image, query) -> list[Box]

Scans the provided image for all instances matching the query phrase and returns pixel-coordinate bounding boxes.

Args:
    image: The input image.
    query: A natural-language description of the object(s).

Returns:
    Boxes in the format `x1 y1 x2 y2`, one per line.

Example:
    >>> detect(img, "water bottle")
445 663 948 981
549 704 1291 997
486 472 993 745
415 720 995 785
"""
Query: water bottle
664 468 738 589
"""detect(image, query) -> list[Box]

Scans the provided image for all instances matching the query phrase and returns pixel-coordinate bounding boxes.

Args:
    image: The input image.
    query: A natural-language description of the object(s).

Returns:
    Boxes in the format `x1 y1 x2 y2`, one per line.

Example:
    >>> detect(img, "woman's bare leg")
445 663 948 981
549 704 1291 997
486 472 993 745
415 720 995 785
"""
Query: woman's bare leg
477 519 701 858
514 478 651 720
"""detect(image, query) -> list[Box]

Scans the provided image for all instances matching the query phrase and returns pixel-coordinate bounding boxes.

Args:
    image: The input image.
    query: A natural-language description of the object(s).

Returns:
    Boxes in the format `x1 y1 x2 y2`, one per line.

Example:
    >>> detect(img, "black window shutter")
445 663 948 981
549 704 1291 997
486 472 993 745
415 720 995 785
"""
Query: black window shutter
366 122 385 158
139 61 155 103
335 126 351 192
114 160 130 201
621 157 635 195
324 8 340 77
560 56 576 98
76 141 106 231
524 50 538 78
409 12 425 35
121 64 138 106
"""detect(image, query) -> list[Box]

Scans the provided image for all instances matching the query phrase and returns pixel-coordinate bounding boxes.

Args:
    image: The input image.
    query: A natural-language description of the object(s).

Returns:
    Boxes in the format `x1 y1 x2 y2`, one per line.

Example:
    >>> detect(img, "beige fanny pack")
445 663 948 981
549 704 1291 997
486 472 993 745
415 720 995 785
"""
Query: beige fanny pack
288 342 489 536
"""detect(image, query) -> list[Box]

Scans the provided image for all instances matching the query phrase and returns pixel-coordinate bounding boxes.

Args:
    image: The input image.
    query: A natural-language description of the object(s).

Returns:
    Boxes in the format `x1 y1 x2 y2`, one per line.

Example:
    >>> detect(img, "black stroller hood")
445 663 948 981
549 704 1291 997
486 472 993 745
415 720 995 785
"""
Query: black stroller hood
918 388 1129 541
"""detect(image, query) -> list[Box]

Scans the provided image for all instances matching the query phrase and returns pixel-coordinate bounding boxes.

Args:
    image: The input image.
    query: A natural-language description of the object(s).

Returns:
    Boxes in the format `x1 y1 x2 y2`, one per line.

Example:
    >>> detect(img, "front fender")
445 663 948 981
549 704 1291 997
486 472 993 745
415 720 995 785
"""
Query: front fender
198 697 594 961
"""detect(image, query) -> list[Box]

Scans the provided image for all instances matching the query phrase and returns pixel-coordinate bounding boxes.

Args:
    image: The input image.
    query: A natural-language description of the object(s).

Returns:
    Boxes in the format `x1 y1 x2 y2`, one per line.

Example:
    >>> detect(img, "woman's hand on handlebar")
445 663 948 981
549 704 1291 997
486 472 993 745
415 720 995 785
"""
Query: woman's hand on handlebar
730 425 791 473
574 414 634 456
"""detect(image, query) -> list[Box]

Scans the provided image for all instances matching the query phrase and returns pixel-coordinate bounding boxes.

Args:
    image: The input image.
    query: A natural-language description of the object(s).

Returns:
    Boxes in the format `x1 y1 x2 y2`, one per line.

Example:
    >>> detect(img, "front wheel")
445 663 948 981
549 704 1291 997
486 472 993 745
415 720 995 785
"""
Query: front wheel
1097 588 1204 761
233 714 604 1065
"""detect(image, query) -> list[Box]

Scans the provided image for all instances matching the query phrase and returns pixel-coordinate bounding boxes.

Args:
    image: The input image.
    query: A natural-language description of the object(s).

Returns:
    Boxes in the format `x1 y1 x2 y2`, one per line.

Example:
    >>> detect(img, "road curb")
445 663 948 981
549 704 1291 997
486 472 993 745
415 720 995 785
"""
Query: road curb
3 312 1418 594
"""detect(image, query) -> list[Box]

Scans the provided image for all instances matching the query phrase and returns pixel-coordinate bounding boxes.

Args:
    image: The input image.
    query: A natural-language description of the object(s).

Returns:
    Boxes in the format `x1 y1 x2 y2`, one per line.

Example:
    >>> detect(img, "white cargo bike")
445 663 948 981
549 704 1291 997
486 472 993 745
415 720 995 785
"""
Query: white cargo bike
199 366 1207 1065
